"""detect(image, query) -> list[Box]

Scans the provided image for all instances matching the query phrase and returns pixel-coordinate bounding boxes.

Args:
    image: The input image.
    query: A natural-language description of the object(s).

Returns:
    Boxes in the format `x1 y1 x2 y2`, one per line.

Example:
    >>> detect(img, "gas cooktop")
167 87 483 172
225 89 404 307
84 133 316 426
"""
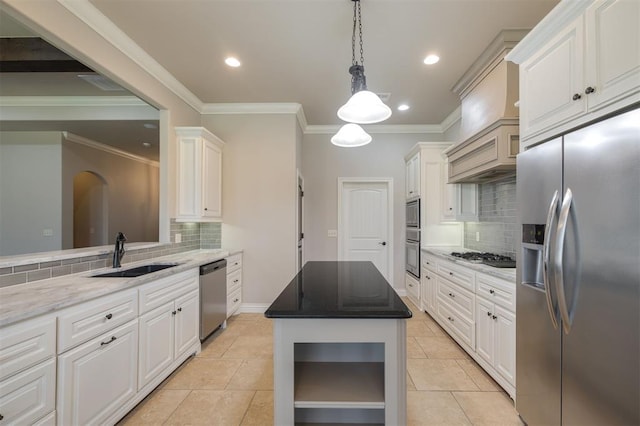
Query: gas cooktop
450 252 516 268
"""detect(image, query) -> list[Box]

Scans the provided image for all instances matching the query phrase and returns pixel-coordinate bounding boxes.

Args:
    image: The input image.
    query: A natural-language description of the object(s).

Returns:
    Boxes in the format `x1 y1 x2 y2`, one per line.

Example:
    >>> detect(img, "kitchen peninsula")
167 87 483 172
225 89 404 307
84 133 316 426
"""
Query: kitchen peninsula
265 261 412 425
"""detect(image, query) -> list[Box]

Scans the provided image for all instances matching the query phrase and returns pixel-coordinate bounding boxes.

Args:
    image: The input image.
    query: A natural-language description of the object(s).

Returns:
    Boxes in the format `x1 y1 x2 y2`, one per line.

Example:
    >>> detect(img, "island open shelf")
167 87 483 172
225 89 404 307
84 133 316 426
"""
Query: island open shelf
266 262 412 425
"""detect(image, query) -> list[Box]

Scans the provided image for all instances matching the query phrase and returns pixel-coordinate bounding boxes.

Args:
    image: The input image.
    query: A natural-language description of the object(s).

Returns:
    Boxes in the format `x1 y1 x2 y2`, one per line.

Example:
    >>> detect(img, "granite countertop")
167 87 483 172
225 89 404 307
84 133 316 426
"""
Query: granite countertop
265 261 412 319
421 247 516 282
0 249 239 327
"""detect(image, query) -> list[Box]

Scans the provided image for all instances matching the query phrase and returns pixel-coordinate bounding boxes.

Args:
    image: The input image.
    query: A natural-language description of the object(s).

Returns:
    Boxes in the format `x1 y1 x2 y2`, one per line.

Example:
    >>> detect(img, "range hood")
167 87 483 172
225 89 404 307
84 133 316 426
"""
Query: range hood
444 30 527 184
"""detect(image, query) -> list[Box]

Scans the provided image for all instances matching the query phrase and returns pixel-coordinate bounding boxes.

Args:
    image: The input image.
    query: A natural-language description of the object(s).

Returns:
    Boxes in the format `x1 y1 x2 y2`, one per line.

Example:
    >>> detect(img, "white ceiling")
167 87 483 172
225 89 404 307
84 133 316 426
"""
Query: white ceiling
89 0 559 126
1 0 559 161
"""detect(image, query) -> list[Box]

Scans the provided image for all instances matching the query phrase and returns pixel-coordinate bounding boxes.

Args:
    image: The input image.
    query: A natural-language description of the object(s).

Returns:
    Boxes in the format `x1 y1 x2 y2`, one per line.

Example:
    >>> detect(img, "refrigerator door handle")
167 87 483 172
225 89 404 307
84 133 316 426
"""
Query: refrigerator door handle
555 188 574 334
543 190 560 330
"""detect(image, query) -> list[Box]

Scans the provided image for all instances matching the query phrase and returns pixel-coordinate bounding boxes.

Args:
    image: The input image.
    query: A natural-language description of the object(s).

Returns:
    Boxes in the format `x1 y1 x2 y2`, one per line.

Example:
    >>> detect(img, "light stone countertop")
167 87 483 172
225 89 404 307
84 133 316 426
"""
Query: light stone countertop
0 249 238 327
421 247 516 282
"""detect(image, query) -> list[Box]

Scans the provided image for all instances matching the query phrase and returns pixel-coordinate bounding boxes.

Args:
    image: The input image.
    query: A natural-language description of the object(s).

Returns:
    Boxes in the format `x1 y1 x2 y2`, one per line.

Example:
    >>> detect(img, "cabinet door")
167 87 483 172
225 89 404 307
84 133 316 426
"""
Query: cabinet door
441 163 456 221
0 358 55 426
421 269 436 315
57 320 138 426
585 0 640 111
177 136 202 218
138 303 174 390
520 16 585 138
202 140 222 218
494 305 516 385
456 184 478 222
174 291 199 359
475 297 495 366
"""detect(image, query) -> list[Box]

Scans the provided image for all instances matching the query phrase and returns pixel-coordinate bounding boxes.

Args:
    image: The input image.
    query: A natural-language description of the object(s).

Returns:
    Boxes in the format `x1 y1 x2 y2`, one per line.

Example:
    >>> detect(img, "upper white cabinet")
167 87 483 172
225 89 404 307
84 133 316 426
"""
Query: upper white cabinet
405 152 420 200
176 127 224 222
441 163 478 223
509 0 640 145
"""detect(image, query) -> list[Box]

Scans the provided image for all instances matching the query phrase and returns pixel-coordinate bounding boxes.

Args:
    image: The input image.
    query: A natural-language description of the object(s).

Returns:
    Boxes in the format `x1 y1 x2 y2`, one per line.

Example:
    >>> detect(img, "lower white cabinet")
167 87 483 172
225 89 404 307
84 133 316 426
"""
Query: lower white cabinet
405 273 420 308
57 320 138 426
226 253 243 317
475 297 516 385
138 290 199 390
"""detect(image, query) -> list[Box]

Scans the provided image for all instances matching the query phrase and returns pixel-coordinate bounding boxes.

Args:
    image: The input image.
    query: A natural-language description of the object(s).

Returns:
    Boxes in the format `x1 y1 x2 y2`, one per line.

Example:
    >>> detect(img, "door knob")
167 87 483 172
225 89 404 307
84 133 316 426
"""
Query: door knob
379 241 387 246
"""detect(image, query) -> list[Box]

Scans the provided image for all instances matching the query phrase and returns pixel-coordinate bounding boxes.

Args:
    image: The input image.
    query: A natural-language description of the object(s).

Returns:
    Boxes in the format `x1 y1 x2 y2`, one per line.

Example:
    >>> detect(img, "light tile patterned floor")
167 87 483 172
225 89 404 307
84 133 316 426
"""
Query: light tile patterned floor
119 298 523 425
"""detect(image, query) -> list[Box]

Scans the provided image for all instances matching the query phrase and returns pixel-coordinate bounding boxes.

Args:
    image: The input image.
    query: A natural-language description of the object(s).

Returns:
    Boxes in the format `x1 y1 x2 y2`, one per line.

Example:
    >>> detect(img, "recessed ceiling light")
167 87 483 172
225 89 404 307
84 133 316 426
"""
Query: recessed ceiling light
423 54 440 65
225 57 241 67
398 104 410 111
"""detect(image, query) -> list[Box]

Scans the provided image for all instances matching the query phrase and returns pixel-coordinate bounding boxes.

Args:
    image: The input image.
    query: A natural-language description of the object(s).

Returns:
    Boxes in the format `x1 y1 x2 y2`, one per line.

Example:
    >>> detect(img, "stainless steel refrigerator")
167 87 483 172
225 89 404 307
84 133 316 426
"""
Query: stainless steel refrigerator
516 106 639 426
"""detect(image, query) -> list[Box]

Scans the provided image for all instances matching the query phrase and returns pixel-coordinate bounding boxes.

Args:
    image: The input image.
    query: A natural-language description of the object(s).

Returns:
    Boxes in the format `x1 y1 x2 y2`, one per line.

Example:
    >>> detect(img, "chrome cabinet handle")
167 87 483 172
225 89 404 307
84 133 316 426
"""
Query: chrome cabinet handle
555 188 575 334
543 190 560 330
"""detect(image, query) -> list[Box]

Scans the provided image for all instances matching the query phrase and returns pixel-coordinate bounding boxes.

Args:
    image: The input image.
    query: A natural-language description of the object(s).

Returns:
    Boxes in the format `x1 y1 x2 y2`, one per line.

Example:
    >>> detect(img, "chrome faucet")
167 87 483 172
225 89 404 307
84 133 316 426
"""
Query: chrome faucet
112 232 127 268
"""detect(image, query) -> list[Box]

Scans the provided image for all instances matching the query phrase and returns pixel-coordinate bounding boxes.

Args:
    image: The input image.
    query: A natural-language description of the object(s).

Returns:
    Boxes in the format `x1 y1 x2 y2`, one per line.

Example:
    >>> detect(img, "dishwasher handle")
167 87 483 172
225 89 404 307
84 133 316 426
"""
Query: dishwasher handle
200 259 227 275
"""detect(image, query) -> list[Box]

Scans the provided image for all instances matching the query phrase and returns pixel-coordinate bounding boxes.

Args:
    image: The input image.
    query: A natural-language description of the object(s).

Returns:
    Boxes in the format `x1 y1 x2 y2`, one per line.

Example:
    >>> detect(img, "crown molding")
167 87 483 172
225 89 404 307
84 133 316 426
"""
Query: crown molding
0 96 149 107
305 124 443 135
202 102 308 130
56 0 204 112
440 106 461 133
63 131 159 167
506 1 592 64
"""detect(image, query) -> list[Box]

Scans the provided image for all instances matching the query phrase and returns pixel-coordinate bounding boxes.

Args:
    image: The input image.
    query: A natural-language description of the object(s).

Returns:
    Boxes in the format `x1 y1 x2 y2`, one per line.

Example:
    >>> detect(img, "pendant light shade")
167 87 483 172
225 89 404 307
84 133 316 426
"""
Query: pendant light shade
337 90 392 124
331 123 372 147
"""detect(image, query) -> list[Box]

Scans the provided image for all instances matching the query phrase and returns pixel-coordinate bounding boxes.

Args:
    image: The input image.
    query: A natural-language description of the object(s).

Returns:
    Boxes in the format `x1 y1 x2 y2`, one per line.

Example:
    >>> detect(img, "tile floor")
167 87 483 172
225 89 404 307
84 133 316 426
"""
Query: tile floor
119 298 523 425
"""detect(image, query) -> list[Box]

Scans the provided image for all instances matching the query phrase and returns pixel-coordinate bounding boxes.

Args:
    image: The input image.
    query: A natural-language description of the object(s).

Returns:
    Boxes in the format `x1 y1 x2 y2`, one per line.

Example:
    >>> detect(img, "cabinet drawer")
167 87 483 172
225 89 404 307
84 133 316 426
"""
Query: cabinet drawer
139 269 199 314
476 273 515 311
437 260 474 291
437 298 475 349
0 316 56 381
405 274 420 300
437 277 475 320
226 253 242 274
0 358 56 426
58 289 137 353
421 254 437 272
227 288 241 317
227 268 242 294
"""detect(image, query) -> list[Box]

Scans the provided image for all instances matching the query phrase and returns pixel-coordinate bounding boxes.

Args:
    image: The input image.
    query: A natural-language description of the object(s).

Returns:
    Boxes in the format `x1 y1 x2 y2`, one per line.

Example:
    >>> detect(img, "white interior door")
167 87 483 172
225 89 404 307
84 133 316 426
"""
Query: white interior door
339 180 392 280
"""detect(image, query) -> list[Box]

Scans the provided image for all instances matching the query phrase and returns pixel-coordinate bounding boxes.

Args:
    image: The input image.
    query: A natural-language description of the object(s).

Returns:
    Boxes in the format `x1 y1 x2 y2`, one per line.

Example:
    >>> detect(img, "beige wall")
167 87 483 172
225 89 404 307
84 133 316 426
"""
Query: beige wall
1 0 202 242
302 131 445 289
202 114 299 305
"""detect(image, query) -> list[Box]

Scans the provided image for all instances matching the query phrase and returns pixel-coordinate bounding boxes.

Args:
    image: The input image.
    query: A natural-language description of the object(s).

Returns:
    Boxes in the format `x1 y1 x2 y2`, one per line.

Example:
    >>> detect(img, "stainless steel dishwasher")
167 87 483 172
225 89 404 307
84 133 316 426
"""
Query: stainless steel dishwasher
199 259 227 340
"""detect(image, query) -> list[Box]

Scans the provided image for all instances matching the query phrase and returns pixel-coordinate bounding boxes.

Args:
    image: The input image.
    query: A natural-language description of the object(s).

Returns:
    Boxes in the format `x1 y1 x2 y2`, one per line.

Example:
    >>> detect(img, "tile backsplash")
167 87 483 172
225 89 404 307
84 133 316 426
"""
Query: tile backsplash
0 219 222 288
464 176 517 258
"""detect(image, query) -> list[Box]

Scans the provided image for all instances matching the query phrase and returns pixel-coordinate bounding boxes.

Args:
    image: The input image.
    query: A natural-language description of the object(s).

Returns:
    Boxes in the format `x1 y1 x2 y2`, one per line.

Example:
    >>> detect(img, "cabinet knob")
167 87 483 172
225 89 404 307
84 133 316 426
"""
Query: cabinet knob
172 310 177 315
234 298 239 303
572 93 582 101
447 316 454 322
234 279 239 283
426 276 430 280
177 307 182 312
0 414 4 420
492 315 498 320
449 207 453 211
448 292 455 298
100 336 117 346
585 86 596 94
105 313 113 320
204 207 208 211
489 289 495 294
449 272 454 276
487 311 492 317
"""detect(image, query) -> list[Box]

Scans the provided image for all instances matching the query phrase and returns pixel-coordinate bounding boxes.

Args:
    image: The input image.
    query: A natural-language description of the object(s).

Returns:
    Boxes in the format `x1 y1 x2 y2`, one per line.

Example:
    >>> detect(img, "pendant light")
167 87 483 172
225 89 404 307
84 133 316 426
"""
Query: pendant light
331 123 372 147
337 0 391 125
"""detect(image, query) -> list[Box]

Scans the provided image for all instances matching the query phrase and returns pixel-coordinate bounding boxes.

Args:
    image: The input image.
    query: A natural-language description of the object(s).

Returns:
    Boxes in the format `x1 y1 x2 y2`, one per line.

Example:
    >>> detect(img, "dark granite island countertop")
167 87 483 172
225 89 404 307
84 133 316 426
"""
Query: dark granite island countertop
266 261 411 425
265 261 412 318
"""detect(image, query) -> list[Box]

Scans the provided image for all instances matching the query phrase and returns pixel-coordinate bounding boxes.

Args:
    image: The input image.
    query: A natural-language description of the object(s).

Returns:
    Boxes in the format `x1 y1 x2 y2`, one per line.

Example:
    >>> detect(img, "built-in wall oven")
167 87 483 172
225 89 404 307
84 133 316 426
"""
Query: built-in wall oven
406 199 420 278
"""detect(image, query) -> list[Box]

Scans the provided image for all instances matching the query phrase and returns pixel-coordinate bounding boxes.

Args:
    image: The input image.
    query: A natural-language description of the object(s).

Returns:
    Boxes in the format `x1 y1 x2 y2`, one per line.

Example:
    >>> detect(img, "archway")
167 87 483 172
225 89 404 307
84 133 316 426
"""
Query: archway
73 171 108 248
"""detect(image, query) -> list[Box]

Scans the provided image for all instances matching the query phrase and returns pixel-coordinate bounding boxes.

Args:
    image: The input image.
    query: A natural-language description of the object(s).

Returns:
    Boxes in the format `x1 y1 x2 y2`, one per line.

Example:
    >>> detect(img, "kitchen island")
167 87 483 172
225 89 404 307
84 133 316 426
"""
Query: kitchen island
265 261 412 425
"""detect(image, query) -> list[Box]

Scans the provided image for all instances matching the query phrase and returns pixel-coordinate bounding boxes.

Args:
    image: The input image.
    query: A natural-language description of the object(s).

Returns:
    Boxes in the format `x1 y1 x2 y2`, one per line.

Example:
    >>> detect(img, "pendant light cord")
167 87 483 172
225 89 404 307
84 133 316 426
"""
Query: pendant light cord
351 0 364 67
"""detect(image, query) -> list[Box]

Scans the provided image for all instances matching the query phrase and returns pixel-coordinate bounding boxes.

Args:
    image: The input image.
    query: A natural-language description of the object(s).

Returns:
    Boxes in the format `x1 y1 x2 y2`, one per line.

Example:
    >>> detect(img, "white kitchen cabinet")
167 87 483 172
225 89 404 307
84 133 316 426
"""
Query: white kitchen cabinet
421 254 437 316
405 273 420 308
405 152 420 199
0 316 56 426
475 297 516 387
226 253 243 317
512 0 640 145
57 320 138 426
138 270 200 390
441 164 478 222
176 126 224 222
138 290 199 390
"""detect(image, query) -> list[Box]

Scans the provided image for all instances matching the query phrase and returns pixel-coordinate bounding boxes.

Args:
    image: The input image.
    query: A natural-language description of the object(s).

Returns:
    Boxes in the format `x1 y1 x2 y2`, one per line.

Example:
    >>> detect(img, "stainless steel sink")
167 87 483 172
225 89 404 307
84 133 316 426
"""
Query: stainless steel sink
92 263 178 278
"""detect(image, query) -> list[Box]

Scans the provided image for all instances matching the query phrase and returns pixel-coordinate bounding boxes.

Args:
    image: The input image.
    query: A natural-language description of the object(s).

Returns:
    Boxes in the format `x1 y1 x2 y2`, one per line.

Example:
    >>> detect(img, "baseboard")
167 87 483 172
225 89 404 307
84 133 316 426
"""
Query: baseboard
238 303 270 314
